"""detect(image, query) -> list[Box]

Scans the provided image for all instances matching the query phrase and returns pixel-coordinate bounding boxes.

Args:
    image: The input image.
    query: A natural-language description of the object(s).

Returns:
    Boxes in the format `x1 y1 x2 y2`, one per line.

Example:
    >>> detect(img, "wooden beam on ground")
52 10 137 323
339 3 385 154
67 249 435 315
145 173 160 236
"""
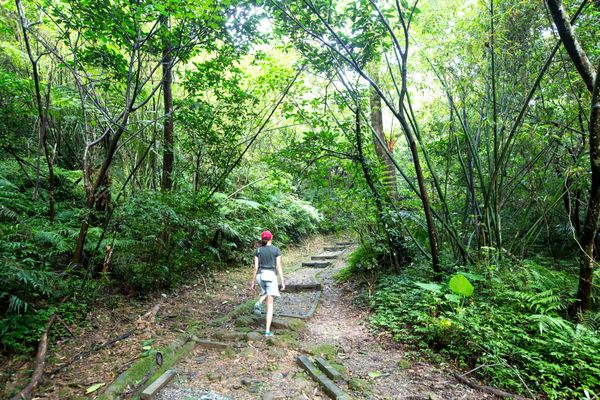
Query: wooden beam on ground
296 356 349 400
140 369 176 399
324 246 346 252
315 357 343 381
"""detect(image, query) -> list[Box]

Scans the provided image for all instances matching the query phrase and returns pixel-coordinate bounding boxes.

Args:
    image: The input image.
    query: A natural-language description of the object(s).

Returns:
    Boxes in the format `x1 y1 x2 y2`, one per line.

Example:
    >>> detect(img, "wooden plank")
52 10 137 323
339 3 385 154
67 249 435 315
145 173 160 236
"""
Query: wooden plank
315 357 342 381
140 369 176 399
296 356 349 400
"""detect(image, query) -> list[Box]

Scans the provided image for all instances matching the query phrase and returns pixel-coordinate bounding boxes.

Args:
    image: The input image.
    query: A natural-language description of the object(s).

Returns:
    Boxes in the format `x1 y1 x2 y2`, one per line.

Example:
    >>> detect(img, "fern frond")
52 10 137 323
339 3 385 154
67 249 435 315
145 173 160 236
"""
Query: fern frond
0 205 19 221
32 229 73 253
528 314 575 336
514 289 563 314
582 312 600 332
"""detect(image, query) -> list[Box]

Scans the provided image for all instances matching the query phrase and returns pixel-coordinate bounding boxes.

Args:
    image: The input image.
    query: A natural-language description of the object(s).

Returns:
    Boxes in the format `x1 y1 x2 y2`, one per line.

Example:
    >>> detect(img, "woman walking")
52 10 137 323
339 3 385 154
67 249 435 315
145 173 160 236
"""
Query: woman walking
250 230 285 336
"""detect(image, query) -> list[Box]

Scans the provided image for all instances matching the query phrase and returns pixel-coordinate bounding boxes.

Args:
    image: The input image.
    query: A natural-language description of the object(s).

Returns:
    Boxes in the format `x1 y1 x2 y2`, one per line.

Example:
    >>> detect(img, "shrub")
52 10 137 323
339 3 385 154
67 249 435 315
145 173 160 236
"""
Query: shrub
369 262 600 399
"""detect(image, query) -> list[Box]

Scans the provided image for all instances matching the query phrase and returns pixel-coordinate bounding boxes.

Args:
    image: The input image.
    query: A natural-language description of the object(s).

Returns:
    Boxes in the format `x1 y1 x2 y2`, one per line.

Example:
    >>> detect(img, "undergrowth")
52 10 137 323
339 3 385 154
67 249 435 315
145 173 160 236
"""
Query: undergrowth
368 256 600 399
0 161 322 356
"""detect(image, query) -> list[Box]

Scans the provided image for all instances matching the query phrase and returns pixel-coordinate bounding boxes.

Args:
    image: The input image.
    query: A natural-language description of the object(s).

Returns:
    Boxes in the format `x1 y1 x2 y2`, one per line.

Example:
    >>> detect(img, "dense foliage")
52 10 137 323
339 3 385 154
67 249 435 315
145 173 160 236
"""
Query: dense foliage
369 259 600 398
1 0 600 397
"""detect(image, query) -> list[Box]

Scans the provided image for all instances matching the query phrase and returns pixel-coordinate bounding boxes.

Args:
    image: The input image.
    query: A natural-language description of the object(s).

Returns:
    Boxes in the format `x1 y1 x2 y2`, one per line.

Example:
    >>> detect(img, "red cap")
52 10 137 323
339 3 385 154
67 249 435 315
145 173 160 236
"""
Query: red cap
261 230 273 240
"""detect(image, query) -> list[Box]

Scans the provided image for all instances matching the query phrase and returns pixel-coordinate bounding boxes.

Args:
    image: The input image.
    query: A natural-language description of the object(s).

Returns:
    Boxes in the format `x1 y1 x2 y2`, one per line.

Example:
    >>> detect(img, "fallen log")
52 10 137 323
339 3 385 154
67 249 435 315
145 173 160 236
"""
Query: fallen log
11 315 57 400
453 373 532 400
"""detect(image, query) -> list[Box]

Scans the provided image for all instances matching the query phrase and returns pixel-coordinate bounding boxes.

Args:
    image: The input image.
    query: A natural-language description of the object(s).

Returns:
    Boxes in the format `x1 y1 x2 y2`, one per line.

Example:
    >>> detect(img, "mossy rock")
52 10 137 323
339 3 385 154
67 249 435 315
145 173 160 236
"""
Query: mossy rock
213 329 247 341
304 343 338 360
331 360 349 376
234 315 254 328
397 358 411 369
348 377 368 391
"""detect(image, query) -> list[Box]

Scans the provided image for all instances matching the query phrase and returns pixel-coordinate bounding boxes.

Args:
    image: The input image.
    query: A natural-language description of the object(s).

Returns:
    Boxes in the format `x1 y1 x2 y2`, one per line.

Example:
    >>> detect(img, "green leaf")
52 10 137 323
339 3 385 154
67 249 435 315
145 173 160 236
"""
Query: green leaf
86 382 105 394
143 339 155 346
444 293 461 303
142 345 152 351
415 282 443 292
449 274 474 298
368 370 381 378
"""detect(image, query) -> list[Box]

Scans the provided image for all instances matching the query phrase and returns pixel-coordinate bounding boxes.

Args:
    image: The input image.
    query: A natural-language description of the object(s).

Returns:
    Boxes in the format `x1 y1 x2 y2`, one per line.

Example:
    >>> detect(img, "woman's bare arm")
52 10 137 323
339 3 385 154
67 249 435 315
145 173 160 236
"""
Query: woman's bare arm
276 256 285 290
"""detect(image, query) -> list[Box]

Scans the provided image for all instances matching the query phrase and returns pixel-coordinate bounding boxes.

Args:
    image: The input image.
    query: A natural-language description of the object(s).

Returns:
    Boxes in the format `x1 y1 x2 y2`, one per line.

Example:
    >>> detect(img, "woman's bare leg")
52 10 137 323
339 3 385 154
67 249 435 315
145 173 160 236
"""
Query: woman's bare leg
265 295 274 332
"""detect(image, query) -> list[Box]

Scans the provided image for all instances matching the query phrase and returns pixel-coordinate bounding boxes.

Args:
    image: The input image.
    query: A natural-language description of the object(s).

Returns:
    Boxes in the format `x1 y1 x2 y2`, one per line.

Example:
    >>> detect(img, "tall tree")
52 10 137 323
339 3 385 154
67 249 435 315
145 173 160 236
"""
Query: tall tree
369 74 398 198
161 14 174 192
272 0 442 276
547 0 599 312
15 0 55 223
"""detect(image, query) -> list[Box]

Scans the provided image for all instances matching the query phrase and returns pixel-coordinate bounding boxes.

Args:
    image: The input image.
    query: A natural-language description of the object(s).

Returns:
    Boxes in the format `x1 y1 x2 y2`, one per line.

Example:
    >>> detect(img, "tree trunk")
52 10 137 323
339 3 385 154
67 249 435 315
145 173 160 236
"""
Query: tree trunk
369 80 397 198
575 66 600 312
161 15 174 192
547 0 599 312
72 118 130 265
546 0 596 92
356 98 401 272
16 0 55 223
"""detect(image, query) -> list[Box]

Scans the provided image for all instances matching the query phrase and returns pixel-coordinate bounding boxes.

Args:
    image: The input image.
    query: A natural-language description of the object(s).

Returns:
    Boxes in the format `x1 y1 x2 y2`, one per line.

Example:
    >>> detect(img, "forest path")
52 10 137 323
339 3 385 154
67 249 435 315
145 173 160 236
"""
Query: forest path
153 241 491 400
2 236 491 399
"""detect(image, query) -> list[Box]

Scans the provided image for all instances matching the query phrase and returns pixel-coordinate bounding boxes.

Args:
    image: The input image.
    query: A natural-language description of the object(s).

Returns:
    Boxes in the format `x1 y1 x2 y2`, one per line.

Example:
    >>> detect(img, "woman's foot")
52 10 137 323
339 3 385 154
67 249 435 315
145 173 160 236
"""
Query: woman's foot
264 331 274 337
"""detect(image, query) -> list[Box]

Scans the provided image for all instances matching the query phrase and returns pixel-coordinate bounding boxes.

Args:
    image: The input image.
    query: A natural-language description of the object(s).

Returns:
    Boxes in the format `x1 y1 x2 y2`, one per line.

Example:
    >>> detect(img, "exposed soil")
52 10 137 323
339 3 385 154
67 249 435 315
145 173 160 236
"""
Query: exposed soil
154 244 493 400
2 236 494 399
0 236 327 399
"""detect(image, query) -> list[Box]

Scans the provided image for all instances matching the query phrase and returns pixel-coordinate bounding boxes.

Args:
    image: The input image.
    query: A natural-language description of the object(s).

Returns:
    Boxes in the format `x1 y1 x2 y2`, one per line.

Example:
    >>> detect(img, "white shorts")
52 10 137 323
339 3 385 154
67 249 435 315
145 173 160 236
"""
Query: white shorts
256 271 280 297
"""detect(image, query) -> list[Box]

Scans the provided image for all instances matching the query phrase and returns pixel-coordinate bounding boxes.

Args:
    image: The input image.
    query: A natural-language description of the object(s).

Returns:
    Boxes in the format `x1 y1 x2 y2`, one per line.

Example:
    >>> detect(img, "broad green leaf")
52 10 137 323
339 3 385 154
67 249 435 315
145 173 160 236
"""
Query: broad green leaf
444 293 462 303
449 274 474 298
415 282 443 292
86 382 105 394
368 370 381 378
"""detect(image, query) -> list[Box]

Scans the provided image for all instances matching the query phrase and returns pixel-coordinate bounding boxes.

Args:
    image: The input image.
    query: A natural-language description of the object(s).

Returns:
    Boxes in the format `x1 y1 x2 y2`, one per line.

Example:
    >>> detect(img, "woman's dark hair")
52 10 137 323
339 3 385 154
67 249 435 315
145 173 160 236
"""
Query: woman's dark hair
261 239 269 246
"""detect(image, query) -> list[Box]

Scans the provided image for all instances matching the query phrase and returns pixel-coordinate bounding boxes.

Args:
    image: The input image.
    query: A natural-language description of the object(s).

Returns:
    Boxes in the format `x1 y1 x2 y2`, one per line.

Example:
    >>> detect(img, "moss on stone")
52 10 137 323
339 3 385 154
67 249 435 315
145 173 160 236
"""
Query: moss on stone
304 343 338 360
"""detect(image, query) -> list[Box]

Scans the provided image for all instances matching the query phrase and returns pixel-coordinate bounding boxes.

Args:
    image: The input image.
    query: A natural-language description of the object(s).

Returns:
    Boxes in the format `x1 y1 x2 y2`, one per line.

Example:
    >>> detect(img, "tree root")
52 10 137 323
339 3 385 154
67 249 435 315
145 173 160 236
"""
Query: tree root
11 315 57 400
453 373 533 400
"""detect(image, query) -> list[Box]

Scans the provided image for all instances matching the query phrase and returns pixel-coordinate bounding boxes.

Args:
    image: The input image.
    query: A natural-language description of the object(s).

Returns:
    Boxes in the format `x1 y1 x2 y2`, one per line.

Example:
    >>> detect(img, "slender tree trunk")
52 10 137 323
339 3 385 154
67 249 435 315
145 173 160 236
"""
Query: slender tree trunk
16 0 55 223
575 67 600 312
547 0 599 312
72 118 130 264
546 0 596 92
356 98 401 272
161 15 174 192
369 79 397 198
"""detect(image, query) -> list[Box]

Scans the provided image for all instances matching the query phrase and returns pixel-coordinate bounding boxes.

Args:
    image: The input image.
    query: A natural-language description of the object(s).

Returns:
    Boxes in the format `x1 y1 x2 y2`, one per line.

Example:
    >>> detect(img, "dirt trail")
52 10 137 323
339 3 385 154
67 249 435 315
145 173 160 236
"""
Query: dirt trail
155 243 492 400
2 237 492 399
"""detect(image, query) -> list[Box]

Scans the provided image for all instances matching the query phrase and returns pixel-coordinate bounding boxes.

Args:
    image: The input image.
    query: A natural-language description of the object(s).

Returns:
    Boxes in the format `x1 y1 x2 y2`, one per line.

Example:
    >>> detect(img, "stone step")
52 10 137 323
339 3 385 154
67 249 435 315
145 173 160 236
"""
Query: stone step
323 245 346 252
191 337 231 350
335 241 355 246
311 251 343 260
285 283 322 292
302 260 331 268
